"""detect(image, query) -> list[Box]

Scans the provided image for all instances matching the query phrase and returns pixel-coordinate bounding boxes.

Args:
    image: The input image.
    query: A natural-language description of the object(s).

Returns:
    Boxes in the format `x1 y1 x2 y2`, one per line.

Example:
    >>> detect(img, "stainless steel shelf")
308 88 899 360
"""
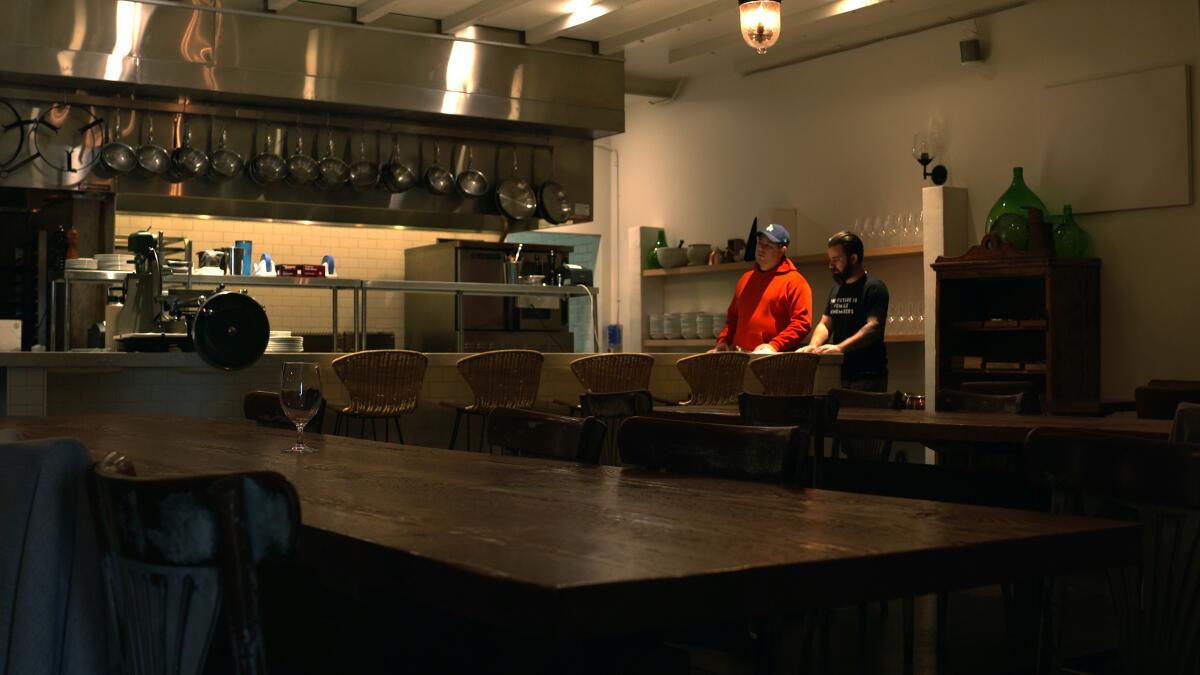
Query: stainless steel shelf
169 275 362 290
62 269 133 283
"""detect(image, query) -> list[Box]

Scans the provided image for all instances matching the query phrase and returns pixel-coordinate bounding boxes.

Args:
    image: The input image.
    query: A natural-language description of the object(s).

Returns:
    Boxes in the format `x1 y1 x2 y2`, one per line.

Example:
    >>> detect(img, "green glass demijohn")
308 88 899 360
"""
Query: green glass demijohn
646 229 667 269
1053 204 1088 257
985 167 1047 250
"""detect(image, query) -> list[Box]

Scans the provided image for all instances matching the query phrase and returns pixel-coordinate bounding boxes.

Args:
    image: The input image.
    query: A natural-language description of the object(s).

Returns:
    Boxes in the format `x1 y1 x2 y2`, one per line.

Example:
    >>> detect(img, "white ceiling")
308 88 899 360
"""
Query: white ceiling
298 0 1028 82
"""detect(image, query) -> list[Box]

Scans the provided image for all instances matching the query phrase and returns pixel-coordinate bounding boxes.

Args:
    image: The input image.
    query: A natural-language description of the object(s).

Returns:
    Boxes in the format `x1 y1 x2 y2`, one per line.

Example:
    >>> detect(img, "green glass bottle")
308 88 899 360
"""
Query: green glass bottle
985 167 1047 250
646 229 667 269
1053 204 1088 257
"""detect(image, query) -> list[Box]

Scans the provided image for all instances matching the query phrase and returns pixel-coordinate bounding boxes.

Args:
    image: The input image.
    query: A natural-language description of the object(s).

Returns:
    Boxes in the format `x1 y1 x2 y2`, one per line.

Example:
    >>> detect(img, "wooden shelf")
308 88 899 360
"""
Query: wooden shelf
951 368 1047 376
642 245 923 278
949 320 1048 332
644 334 924 348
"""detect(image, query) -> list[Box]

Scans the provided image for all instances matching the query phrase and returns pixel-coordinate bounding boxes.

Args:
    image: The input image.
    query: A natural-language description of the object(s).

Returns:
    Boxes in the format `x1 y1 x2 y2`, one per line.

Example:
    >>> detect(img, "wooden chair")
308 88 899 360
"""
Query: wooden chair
243 390 325 432
1135 384 1200 420
330 350 428 442
486 407 605 465
958 380 1043 414
555 353 655 415
674 352 750 406
581 390 655 465
827 387 904 462
87 453 300 675
617 415 807 485
738 392 838 487
1024 428 1200 675
749 352 822 396
441 349 544 451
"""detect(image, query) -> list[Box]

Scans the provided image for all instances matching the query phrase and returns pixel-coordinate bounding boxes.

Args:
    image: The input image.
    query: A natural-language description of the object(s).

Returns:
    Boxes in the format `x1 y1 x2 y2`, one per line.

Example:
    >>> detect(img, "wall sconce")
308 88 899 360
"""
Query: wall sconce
912 132 948 185
739 0 781 54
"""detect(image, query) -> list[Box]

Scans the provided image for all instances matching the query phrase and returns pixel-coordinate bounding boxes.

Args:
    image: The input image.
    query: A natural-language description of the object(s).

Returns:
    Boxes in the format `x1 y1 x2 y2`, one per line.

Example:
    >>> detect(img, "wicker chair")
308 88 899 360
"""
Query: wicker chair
330 350 428 443
555 353 656 415
750 352 822 396
674 352 750 406
441 349 544 451
827 387 905 462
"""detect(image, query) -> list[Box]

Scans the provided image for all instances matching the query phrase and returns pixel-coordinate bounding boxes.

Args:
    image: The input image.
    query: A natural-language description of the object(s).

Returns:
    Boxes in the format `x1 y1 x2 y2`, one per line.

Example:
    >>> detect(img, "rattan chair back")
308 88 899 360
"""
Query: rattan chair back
675 352 750 406
457 349 544 411
569 353 654 393
750 352 821 395
331 350 428 416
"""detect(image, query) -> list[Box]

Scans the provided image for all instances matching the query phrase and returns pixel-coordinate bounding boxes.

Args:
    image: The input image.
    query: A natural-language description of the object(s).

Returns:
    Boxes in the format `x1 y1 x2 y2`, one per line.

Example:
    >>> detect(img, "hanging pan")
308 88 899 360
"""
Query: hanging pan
537 146 572 224
95 108 136 178
423 139 454 195
208 120 244 181
456 145 489 198
381 133 417 193
135 111 170 178
494 145 536 220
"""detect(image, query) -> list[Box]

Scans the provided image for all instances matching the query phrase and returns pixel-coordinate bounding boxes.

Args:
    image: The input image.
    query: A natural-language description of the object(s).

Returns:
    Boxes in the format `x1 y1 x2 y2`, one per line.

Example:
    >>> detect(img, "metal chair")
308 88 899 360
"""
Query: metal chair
1024 428 1200 675
581 389 655 465
749 352 822 396
674 352 750 406
243 390 325 432
330 350 428 442
486 407 605 465
87 453 300 675
555 353 656 415
441 349 544 451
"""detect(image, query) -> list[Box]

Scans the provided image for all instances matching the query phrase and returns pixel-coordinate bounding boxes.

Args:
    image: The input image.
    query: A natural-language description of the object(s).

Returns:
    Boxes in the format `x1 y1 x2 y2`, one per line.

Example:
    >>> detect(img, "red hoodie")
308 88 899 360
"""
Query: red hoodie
717 257 812 352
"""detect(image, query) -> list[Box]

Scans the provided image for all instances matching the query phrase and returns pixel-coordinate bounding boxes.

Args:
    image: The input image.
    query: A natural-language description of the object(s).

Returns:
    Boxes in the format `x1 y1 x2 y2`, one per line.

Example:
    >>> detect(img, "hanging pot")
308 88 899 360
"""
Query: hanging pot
316 133 349 190
381 134 417 193
167 116 209 183
208 122 244 181
537 146 572 225
191 290 270 371
248 129 286 185
423 139 454 195
135 112 170 178
456 145 489 198
494 145 537 220
94 108 136 178
348 134 379 191
285 127 318 186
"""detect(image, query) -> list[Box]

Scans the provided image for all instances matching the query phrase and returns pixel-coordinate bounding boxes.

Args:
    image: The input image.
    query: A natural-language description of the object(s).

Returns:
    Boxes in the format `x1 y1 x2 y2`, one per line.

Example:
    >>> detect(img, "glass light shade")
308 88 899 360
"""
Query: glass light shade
739 1 781 54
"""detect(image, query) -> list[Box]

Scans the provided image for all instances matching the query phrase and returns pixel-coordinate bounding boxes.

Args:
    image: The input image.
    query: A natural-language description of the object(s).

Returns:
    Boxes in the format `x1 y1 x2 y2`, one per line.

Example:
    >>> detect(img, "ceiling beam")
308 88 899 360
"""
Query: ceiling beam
355 0 406 24
597 0 729 55
525 0 647 45
264 0 298 11
668 0 892 64
441 0 534 35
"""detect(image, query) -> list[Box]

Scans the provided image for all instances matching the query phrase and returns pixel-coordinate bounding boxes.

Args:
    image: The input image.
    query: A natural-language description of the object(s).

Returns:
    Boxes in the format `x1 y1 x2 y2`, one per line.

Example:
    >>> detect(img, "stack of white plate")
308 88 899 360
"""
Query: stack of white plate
648 314 663 339
662 313 682 339
709 313 726 338
265 331 303 353
691 312 711 339
95 253 134 272
680 312 698 339
65 258 97 270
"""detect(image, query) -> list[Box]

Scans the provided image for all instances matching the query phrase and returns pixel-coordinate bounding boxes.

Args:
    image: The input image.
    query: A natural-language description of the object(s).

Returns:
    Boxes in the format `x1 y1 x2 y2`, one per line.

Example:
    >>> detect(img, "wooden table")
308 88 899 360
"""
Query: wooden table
4 414 1139 645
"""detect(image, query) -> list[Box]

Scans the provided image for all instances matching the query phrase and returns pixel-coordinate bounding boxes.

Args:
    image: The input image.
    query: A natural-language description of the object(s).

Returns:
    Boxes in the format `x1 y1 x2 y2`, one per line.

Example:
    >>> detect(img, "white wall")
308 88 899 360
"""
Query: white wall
596 0 1200 398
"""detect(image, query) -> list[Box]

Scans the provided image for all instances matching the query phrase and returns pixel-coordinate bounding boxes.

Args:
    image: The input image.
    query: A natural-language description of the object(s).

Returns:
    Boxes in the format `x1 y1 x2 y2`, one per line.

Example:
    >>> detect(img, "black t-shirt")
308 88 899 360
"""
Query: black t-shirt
824 273 889 378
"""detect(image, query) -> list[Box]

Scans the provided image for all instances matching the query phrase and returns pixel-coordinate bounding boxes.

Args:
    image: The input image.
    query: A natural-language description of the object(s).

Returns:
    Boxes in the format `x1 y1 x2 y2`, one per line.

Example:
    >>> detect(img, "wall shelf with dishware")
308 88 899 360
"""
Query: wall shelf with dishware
640 244 924 277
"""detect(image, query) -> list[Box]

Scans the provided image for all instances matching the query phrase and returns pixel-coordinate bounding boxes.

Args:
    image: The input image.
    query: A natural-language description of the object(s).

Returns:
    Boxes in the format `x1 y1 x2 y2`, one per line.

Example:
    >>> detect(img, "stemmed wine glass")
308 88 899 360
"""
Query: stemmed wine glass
280 362 322 454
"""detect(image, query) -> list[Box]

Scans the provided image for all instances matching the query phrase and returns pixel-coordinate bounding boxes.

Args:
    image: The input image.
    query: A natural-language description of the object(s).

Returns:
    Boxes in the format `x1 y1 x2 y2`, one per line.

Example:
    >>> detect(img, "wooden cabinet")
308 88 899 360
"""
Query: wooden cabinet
932 247 1100 412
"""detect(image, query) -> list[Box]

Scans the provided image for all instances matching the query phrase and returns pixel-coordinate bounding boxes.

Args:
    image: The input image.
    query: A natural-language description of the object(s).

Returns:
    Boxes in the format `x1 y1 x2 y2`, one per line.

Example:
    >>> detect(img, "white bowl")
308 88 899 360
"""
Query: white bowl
687 244 712 266
655 247 688 268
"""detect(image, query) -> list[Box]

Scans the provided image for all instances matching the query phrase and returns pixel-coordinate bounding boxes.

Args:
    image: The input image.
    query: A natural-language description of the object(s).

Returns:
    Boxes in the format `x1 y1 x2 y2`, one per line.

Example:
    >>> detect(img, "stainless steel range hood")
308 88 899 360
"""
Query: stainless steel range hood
0 0 624 138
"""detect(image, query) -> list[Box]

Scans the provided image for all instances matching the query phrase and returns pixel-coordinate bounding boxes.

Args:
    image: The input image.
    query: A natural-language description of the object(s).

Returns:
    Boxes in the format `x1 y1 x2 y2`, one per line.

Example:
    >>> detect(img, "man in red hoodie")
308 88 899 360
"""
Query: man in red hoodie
713 223 812 353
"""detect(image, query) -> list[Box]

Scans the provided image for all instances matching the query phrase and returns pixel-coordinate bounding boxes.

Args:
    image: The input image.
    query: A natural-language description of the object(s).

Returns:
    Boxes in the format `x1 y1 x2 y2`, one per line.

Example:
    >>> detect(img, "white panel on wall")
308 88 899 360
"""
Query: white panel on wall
1038 64 1192 214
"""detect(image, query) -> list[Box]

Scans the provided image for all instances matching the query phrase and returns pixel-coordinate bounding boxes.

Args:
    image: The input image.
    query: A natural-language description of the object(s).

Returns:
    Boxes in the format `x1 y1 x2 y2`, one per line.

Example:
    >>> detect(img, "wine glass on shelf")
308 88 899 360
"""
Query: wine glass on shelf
899 213 913 245
280 362 323 454
911 211 923 245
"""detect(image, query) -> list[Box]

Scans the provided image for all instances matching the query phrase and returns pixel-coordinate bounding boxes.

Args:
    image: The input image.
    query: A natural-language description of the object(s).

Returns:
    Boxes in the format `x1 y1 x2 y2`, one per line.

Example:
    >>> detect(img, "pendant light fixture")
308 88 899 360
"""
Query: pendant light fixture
738 0 782 54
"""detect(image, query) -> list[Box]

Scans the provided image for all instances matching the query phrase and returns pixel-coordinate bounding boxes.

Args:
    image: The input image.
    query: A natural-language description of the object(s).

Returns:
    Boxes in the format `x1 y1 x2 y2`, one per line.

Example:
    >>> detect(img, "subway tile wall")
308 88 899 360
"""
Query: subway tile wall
115 214 499 346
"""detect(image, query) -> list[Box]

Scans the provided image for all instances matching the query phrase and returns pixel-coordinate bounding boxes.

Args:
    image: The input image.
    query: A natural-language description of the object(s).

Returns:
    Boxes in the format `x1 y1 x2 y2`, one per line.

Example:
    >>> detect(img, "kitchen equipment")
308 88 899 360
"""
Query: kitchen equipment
687 244 712 266
191 290 270 370
197 249 229 272
423 140 454 195
234 240 253 276
494 146 537 220
456 145 488 198
249 130 286 185
381 134 417 193
95 109 136 178
317 133 349 189
348 136 379 191
285 128 318 186
654 246 687 268
167 116 209 183
537 147 572 224
208 124 244 180
135 113 170 177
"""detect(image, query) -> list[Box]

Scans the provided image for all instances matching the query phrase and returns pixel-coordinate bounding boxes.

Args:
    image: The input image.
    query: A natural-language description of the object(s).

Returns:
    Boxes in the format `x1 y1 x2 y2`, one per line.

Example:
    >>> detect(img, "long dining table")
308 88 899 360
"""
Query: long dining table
5 414 1140 668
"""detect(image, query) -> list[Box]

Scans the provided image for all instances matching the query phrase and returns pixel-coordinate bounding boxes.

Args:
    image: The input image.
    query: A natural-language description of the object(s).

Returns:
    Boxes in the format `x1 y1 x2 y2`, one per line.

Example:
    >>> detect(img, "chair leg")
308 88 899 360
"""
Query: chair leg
936 592 949 654
333 412 343 436
382 417 389 442
902 596 915 675
857 603 869 667
448 410 462 449
370 418 378 441
393 417 404 444
465 412 473 451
